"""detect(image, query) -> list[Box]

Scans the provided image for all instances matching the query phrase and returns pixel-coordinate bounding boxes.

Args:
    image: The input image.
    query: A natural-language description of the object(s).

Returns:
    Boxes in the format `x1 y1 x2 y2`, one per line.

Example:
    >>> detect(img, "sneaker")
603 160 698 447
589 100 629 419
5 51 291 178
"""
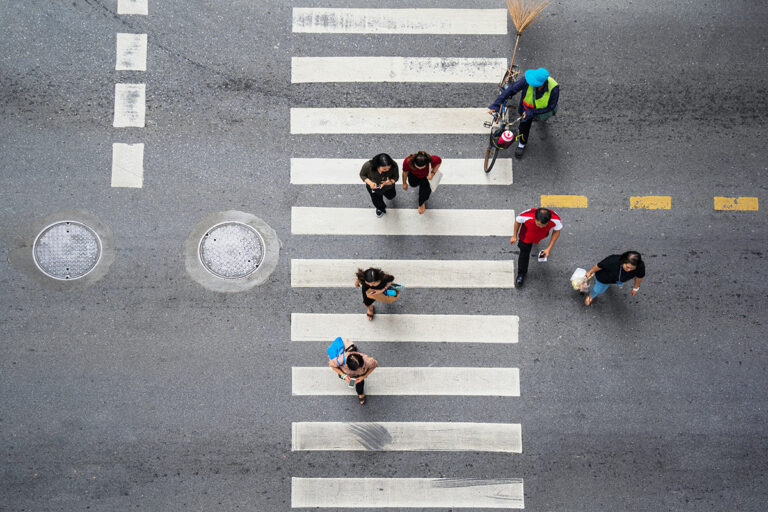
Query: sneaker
514 143 526 159
515 275 525 288
376 209 384 217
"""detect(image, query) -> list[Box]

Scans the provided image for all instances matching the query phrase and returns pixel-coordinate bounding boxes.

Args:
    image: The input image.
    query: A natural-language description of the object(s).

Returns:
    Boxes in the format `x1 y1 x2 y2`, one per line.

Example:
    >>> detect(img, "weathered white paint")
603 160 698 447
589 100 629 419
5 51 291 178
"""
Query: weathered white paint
291 477 524 508
291 208 516 236
290 108 490 134
111 143 144 188
292 367 520 396
290 259 515 289
115 33 147 71
290 313 518 342
290 158 513 185
113 83 145 127
292 57 506 83
292 8 508 35
292 422 522 452
117 0 148 16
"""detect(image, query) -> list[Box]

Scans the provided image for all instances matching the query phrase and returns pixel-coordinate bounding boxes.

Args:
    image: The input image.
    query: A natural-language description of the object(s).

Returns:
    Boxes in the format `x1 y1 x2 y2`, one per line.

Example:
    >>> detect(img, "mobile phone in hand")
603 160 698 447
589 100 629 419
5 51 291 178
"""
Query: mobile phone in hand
537 251 547 262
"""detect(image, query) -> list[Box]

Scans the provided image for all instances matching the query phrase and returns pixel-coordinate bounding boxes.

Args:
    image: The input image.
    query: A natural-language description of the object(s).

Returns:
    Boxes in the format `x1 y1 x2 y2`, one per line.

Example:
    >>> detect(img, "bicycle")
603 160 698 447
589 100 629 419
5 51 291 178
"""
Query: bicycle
483 65 522 173
483 109 522 173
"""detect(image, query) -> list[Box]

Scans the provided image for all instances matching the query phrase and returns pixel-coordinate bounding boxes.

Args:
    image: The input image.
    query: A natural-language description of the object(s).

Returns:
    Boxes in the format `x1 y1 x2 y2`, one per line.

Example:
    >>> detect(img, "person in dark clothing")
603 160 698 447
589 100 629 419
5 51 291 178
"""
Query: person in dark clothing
488 67 559 158
402 151 442 214
354 267 395 320
359 153 399 217
584 251 646 306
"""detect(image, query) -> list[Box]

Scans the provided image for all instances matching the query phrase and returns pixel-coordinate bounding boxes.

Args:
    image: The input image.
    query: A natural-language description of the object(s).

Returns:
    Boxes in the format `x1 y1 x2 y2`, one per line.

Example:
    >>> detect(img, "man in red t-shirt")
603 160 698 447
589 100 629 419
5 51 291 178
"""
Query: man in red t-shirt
509 207 563 287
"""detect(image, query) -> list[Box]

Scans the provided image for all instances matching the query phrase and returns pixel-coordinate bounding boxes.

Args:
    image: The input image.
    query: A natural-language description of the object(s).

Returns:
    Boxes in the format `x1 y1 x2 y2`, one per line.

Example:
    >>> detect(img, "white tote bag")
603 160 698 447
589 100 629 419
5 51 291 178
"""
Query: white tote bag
428 169 443 191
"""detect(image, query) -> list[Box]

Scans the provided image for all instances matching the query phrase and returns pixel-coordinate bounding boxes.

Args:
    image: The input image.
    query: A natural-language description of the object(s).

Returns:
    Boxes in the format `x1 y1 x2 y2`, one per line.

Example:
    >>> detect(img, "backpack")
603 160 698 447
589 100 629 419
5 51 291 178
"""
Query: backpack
326 337 358 366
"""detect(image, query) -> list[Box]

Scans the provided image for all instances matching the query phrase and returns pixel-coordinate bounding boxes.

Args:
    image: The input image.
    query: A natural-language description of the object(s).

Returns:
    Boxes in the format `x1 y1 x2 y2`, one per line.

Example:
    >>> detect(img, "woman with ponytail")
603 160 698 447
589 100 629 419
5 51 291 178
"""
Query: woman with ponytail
402 150 442 214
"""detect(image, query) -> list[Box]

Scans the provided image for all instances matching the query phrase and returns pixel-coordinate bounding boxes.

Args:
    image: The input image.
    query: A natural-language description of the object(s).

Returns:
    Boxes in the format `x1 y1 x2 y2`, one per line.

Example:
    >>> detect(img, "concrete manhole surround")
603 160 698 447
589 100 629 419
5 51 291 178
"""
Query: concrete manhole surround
7 210 116 291
198 221 264 279
185 211 280 292
33 221 103 280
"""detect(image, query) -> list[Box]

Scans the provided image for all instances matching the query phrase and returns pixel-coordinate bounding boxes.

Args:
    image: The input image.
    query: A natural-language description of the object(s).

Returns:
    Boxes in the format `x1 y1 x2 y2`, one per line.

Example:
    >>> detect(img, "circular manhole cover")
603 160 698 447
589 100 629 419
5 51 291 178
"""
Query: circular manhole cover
198 222 264 279
33 221 102 280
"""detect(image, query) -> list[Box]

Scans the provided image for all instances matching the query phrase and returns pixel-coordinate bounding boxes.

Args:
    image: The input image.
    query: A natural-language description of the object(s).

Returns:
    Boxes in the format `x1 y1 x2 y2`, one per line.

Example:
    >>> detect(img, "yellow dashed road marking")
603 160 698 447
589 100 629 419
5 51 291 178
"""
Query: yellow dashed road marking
714 196 759 211
540 195 588 208
630 196 671 210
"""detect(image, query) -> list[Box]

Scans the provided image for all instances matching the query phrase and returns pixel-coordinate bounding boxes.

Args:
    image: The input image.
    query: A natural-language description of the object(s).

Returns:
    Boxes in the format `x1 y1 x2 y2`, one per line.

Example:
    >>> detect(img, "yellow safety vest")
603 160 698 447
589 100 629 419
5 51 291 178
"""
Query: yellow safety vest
522 77 558 110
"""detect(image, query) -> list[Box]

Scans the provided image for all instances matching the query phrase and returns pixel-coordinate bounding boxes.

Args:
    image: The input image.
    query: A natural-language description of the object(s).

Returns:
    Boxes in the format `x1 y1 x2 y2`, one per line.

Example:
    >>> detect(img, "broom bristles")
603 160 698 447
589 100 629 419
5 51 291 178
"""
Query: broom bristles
506 0 549 36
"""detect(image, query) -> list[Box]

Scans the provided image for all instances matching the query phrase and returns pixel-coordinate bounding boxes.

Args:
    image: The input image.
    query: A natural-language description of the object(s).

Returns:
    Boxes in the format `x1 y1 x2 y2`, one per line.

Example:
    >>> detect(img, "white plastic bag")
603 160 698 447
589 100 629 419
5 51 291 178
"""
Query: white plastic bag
570 268 591 292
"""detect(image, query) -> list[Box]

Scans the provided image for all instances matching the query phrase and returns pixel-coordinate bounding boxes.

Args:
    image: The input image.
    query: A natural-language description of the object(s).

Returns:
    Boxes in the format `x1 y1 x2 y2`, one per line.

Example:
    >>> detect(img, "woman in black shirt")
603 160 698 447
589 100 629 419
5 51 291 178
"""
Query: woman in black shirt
354 267 395 320
584 251 645 306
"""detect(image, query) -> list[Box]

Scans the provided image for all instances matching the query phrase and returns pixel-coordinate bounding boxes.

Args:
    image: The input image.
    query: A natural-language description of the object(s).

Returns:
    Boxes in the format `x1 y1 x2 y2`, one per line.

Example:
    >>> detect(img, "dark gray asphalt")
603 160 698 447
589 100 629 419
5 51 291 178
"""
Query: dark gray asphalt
1 0 767 511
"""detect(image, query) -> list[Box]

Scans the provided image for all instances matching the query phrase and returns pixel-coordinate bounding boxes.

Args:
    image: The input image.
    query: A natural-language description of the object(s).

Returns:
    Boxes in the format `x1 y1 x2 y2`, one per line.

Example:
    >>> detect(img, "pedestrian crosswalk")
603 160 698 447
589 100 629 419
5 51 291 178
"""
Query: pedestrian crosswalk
289 3 526 508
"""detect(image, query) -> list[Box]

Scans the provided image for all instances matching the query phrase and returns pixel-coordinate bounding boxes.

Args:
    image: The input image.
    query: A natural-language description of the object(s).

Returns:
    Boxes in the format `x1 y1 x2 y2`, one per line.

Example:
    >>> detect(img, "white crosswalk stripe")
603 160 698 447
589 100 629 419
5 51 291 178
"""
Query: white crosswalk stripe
291 477 524 509
291 259 515 288
292 422 522 452
290 158 513 185
292 57 507 83
292 8 508 35
292 207 516 236
291 107 489 134
291 313 519 343
292 367 520 396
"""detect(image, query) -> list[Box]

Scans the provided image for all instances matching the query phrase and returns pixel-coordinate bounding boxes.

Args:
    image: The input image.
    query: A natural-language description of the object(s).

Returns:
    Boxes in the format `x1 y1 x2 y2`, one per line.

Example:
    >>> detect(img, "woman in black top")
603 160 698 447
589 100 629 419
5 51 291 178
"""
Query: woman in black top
584 251 645 306
354 267 394 320
359 153 399 217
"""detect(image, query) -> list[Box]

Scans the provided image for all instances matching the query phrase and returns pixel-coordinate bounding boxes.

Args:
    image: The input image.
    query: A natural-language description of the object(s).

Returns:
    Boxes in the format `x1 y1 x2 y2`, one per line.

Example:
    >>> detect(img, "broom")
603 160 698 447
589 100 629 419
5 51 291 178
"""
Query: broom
501 0 550 87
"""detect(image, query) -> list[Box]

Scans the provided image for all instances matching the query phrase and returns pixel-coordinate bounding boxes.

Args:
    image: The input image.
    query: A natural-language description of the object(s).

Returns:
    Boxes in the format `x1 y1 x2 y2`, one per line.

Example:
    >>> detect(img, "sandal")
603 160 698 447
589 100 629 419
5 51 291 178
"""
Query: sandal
358 394 366 405
366 306 375 321
584 296 596 306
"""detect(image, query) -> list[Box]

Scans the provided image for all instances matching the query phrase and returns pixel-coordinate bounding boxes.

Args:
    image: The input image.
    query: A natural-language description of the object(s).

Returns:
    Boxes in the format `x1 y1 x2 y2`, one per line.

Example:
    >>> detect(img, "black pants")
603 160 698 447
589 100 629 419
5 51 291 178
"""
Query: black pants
366 185 396 211
407 173 432 206
519 107 556 144
355 379 365 395
517 241 534 277
518 117 533 144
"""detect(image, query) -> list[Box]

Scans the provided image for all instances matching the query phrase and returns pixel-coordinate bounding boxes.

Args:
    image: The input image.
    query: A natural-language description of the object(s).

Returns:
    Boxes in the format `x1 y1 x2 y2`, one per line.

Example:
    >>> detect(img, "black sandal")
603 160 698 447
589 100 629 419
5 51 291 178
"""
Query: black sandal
358 394 366 405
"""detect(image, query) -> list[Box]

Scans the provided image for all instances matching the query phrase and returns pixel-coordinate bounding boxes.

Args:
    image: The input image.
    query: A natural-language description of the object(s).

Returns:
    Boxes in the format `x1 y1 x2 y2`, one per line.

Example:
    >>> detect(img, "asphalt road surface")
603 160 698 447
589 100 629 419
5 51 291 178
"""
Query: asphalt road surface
1 0 767 511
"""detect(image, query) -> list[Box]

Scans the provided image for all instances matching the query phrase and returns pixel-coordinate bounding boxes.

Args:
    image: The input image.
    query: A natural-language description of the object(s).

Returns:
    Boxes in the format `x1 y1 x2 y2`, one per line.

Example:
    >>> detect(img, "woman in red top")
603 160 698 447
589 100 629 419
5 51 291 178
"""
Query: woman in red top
402 151 442 214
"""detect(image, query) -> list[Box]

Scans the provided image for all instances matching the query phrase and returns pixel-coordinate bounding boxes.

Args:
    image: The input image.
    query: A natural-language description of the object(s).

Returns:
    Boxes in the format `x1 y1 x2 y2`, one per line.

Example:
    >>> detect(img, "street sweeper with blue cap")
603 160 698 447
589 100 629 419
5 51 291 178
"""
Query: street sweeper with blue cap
488 67 559 159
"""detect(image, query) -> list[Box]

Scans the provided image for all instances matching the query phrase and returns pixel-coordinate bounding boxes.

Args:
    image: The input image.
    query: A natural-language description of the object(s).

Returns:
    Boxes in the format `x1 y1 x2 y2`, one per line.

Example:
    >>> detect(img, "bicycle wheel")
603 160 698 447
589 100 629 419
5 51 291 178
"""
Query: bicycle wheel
484 135 499 173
